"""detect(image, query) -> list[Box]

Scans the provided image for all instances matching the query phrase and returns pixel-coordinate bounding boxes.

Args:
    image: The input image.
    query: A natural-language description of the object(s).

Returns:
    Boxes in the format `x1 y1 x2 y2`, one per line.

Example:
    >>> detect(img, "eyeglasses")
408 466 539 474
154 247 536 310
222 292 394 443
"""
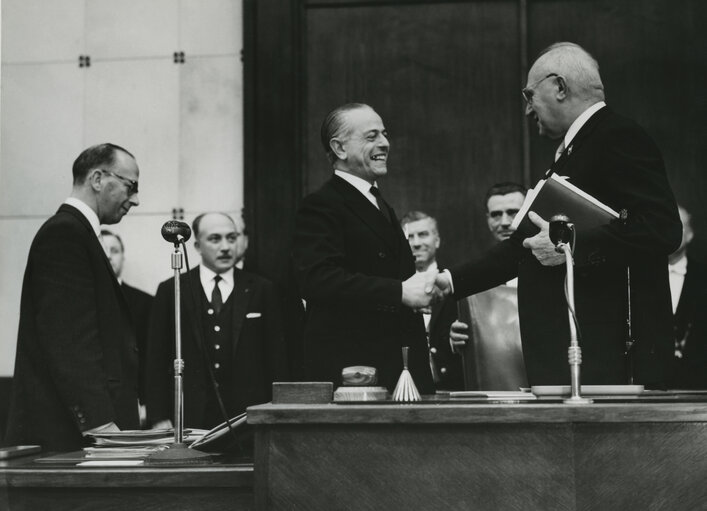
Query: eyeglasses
101 169 139 195
521 73 558 104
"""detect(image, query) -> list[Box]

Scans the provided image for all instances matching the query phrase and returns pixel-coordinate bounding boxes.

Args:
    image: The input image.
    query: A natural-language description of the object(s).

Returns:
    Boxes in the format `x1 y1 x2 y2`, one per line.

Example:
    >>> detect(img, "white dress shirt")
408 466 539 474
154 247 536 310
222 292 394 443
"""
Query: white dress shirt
334 170 380 210
669 253 687 314
65 197 102 239
200 265 235 303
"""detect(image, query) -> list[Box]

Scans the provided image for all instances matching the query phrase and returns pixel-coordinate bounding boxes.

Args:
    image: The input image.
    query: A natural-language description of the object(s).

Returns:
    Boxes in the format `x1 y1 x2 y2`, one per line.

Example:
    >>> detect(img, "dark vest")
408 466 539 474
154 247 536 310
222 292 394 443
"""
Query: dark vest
200 288 237 425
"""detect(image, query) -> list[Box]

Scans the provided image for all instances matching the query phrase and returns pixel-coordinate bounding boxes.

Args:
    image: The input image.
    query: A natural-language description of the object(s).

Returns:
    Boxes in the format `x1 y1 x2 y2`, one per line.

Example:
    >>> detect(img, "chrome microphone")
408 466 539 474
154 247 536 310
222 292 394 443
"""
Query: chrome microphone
549 214 573 252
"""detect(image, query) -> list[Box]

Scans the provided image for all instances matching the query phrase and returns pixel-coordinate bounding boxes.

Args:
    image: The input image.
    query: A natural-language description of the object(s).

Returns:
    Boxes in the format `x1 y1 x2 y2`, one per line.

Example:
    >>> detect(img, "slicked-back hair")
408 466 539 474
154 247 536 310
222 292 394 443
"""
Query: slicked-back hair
192 212 245 239
400 210 438 233
484 182 527 210
72 143 134 185
320 103 371 164
100 229 124 252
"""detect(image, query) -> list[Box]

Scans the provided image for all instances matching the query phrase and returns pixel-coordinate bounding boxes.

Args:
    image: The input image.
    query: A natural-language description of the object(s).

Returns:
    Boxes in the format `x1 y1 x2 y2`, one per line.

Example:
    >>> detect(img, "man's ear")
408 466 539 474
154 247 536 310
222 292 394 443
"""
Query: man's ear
194 240 201 254
555 76 568 100
330 138 347 160
88 168 103 192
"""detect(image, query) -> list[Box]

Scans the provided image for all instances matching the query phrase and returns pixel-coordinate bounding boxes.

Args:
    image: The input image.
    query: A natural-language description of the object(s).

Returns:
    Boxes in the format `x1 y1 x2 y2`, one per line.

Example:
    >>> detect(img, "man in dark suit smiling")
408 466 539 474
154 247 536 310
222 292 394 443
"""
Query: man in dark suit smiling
436 43 681 387
5 143 141 450
293 103 435 393
146 213 288 430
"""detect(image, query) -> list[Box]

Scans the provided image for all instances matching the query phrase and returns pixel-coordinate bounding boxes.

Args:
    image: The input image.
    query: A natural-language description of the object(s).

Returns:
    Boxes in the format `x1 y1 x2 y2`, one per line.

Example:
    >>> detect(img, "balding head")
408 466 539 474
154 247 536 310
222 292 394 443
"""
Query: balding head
533 42 604 102
524 42 605 139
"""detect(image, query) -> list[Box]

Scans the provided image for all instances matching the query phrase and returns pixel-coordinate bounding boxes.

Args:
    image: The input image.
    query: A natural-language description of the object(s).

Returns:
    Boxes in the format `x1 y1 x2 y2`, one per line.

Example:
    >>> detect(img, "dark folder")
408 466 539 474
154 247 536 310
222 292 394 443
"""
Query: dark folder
511 174 619 260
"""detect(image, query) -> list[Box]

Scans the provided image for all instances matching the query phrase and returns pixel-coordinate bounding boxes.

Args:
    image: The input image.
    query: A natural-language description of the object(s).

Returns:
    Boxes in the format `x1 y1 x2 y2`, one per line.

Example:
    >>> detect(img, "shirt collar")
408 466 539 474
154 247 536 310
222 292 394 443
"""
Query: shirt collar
563 101 606 150
417 260 438 273
64 197 101 238
199 264 234 289
334 170 377 196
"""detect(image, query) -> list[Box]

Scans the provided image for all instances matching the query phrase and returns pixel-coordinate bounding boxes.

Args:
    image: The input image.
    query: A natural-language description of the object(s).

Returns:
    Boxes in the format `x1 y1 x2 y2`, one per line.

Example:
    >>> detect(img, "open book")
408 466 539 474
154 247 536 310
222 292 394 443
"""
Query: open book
510 173 619 260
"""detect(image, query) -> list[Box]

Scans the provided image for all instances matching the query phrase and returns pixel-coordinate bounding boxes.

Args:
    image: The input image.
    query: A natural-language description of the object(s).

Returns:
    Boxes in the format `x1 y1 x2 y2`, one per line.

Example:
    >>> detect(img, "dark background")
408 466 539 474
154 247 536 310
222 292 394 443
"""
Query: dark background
243 0 707 282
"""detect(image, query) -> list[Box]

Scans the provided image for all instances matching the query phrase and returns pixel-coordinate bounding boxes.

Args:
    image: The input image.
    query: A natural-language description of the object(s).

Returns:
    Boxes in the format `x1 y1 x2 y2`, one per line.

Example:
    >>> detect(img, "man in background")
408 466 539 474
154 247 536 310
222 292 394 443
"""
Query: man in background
101 230 153 416
5 143 141 450
449 183 528 390
401 211 462 390
146 213 288 431
292 103 436 393
668 205 707 389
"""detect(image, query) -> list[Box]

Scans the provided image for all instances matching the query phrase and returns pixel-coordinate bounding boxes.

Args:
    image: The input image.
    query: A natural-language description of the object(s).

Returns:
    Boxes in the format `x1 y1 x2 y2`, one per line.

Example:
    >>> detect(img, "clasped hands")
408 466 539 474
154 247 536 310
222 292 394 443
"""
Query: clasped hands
402 269 453 312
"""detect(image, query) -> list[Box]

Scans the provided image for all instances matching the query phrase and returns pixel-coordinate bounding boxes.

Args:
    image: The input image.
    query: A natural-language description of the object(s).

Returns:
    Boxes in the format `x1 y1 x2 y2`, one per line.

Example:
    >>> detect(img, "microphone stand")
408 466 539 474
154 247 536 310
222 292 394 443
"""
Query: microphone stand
557 241 592 405
148 237 212 464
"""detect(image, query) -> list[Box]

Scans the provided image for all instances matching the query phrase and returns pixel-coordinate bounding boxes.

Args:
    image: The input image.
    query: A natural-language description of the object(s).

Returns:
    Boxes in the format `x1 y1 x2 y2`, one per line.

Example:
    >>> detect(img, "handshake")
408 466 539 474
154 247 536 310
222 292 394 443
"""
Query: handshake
401 269 452 311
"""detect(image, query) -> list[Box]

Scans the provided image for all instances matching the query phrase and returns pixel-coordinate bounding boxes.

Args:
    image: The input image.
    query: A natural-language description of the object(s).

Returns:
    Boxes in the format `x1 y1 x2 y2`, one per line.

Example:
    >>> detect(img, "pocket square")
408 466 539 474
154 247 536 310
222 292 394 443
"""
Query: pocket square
246 312 262 319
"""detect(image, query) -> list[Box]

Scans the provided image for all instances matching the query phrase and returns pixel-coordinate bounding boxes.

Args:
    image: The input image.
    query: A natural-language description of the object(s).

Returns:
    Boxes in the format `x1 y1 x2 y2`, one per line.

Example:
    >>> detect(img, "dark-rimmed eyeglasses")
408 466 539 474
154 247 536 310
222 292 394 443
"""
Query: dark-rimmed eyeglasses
101 169 139 195
521 73 558 104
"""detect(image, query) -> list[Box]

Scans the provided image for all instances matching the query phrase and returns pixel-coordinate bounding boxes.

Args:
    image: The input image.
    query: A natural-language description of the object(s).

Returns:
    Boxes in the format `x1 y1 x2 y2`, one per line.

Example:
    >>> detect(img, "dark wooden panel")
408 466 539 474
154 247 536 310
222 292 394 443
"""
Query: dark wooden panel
304 0 523 266
252 402 707 510
266 424 574 510
6 488 251 511
575 423 707 511
243 0 304 280
527 0 707 260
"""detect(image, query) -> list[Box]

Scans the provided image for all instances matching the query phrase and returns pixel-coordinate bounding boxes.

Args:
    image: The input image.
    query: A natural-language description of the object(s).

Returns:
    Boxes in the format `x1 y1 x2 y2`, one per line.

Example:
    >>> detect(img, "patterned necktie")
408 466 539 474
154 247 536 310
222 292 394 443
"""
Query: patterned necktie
370 186 393 224
211 275 223 315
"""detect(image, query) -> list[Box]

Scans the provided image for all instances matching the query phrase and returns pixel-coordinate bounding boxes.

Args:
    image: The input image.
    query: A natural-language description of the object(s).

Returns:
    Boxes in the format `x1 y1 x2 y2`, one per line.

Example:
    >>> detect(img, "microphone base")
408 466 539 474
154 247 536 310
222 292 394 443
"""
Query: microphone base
145 443 213 465
563 396 593 405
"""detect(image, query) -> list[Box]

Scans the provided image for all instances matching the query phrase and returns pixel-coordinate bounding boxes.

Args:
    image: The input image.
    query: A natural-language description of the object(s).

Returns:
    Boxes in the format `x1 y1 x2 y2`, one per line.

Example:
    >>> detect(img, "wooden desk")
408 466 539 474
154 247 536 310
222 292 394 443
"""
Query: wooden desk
249 397 707 510
0 453 253 511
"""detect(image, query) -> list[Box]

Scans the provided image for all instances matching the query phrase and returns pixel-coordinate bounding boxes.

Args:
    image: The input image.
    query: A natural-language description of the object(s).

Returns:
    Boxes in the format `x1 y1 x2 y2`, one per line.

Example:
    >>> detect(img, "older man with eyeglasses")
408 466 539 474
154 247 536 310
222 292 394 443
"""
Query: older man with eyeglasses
5 143 143 451
436 42 681 388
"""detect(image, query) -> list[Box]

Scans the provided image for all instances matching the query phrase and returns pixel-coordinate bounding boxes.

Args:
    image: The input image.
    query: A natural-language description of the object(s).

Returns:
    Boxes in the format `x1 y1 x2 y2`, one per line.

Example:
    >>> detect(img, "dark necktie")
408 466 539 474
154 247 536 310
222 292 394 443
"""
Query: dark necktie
211 275 223 315
370 186 393 225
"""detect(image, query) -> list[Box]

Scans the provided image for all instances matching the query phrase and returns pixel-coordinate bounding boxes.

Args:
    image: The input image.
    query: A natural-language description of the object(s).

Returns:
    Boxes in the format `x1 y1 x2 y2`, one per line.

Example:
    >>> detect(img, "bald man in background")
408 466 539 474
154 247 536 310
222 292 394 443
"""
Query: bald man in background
146 213 288 431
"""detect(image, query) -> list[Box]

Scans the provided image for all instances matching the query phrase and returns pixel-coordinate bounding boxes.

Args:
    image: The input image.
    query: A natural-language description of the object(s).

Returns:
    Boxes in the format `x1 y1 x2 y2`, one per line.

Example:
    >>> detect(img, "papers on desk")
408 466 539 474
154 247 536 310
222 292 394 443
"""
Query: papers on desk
85 428 208 447
449 391 537 401
77 460 145 467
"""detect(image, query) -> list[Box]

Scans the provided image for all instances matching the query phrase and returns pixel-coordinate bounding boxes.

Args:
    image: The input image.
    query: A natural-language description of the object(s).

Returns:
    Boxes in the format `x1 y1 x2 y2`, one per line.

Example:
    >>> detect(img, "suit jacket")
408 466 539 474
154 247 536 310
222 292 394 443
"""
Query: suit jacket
292 175 434 393
145 266 289 429
122 283 153 403
428 295 464 390
670 257 707 389
5 204 140 450
451 107 681 387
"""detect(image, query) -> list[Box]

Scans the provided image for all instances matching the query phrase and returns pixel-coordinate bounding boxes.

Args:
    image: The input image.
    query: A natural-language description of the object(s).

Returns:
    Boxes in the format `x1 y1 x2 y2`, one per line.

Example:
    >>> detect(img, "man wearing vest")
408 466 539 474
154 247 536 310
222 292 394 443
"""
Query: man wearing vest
146 213 289 431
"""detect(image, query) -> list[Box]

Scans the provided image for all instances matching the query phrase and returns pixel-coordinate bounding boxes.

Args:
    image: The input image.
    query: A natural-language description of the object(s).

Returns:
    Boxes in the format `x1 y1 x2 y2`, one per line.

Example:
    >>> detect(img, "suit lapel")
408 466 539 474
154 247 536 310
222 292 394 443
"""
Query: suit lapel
330 176 401 251
230 269 251 359
548 106 612 177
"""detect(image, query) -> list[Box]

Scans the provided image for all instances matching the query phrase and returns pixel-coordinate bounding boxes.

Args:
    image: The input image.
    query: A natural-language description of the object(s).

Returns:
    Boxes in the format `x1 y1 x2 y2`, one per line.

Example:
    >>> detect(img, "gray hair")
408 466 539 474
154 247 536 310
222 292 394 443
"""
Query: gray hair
535 42 605 101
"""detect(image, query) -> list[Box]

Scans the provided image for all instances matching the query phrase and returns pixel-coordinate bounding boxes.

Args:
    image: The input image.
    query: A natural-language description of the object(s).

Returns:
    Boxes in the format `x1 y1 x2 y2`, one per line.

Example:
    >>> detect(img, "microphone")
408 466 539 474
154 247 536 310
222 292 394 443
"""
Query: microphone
549 214 574 251
161 220 192 244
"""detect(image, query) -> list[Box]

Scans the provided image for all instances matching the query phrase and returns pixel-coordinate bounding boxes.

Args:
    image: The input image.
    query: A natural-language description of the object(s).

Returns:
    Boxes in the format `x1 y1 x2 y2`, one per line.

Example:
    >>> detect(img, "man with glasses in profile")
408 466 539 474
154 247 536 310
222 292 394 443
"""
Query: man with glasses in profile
436 42 681 388
5 143 142 451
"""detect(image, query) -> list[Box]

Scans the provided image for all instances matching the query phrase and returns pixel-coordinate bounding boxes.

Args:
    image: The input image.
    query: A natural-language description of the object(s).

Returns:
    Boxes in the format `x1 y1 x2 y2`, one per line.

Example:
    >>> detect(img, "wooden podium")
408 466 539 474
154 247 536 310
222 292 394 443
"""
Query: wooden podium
249 394 707 510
